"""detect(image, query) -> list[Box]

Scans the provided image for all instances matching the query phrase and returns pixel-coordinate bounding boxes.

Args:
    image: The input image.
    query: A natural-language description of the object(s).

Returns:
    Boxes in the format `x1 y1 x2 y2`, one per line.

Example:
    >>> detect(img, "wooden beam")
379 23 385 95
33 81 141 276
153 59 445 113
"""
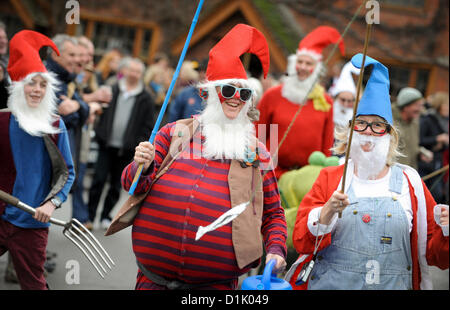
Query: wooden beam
408 69 418 88
85 20 95 39
79 9 158 29
133 27 143 58
147 26 161 64
426 66 437 97
344 49 434 71
66 23 76 36
9 0 34 29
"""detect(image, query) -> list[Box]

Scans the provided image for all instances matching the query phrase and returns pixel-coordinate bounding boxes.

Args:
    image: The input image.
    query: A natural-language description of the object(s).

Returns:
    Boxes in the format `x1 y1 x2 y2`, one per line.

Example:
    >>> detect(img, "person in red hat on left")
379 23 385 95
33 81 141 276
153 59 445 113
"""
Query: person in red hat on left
114 24 287 290
0 30 75 290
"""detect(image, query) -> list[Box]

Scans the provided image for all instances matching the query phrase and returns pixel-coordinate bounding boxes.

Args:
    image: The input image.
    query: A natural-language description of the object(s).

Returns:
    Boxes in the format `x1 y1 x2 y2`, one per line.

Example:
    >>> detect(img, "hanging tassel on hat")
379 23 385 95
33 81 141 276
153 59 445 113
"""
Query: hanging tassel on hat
247 103 260 122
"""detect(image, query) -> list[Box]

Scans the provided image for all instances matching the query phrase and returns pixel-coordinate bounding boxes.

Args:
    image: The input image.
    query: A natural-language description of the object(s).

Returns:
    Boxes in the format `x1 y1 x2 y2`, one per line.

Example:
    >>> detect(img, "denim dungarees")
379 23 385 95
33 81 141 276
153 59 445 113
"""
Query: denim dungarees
308 165 413 290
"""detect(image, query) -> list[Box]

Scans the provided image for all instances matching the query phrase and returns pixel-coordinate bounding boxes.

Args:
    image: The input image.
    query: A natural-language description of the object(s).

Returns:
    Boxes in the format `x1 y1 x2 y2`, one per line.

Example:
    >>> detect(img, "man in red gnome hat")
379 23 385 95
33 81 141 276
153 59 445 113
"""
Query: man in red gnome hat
0 30 75 289
257 26 345 178
119 24 287 290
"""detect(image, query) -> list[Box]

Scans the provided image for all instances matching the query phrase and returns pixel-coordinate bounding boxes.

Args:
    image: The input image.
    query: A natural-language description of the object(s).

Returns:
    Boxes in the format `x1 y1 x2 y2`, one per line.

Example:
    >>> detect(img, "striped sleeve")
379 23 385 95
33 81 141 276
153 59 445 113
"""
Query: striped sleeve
258 141 287 258
121 122 176 194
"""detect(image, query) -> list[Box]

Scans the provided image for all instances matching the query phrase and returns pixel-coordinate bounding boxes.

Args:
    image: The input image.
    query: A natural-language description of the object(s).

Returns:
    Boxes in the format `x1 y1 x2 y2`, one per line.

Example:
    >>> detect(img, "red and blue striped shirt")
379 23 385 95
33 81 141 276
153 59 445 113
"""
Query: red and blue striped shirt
121 120 287 289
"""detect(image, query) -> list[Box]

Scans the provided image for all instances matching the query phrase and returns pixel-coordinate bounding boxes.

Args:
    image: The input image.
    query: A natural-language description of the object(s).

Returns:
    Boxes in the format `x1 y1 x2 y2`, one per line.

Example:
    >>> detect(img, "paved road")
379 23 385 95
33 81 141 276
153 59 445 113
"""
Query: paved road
0 175 448 290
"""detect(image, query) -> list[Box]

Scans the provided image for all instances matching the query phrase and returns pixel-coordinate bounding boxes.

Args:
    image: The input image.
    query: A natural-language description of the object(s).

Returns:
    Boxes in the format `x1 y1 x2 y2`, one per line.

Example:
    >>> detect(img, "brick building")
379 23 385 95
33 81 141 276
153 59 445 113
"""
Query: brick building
1 0 448 97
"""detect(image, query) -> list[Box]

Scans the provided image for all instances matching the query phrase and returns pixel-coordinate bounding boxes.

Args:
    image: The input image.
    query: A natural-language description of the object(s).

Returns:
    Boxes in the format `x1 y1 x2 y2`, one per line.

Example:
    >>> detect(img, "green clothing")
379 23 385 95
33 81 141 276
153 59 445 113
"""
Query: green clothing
392 105 420 169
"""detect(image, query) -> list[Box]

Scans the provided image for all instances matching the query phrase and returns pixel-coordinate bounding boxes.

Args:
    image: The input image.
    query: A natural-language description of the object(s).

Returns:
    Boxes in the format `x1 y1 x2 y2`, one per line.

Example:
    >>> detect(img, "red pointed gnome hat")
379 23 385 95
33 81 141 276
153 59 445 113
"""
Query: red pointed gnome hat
297 26 345 61
206 24 269 81
7 30 60 82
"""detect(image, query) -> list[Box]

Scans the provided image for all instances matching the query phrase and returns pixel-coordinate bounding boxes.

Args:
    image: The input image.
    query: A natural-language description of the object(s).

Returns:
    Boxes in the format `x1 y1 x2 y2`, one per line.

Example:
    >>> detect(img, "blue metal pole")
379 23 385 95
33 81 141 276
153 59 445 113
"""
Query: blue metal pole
128 0 204 195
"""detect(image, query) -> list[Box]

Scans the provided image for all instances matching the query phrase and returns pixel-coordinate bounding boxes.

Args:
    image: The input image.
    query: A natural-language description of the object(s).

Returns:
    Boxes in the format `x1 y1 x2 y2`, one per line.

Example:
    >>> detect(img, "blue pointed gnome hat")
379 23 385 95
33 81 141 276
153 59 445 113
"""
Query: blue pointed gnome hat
351 53 393 124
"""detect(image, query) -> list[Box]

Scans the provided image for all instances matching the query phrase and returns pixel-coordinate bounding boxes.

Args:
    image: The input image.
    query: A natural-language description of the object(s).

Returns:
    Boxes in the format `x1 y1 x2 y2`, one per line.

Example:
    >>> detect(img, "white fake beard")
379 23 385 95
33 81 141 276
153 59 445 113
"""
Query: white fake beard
350 132 391 180
281 62 322 105
199 85 254 160
333 100 354 127
8 73 60 137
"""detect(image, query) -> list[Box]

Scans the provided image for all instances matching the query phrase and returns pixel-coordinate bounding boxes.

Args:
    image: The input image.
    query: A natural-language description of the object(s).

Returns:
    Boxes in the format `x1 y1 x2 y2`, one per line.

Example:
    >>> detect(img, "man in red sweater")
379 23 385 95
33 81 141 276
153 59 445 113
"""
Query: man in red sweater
256 26 345 178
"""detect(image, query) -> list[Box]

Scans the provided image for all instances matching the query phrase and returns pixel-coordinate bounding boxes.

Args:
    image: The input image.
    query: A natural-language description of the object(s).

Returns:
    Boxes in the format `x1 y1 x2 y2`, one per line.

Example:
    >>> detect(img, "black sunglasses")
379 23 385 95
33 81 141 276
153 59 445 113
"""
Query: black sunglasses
219 84 253 102
350 119 391 135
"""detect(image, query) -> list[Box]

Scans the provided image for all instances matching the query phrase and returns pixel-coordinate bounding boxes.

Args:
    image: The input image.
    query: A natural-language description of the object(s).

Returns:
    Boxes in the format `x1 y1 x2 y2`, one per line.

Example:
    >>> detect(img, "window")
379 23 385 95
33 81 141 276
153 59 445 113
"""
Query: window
67 13 161 64
415 69 430 95
74 19 87 37
141 29 154 60
388 66 411 97
388 65 431 97
92 22 136 54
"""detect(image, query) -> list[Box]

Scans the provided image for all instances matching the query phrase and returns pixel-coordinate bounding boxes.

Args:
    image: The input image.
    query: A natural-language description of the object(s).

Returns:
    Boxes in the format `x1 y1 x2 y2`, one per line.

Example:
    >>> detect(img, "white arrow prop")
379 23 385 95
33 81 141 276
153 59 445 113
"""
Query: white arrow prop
195 201 250 241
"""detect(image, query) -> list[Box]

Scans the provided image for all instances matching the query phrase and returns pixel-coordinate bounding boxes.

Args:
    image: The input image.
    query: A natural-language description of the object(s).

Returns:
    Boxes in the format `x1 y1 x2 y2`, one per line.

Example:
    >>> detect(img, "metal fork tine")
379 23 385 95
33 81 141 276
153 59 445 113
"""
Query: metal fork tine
70 220 112 270
63 229 105 278
68 225 108 274
65 228 106 276
0 191 115 279
72 218 115 266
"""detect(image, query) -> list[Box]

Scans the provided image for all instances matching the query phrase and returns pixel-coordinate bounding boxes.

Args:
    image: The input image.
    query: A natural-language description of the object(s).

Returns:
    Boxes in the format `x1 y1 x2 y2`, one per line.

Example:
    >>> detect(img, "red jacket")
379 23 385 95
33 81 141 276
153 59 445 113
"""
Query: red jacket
256 85 334 179
291 164 449 290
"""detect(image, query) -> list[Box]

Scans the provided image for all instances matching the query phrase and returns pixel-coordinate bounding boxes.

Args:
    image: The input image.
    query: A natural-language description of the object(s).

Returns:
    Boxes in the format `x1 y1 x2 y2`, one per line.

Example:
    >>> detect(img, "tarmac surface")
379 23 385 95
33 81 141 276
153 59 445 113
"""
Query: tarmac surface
0 170 448 290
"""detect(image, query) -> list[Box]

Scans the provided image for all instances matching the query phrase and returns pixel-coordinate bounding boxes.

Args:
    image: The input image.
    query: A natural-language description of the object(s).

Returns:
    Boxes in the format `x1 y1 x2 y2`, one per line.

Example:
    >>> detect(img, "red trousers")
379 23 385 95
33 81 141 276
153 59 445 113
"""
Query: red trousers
0 218 48 290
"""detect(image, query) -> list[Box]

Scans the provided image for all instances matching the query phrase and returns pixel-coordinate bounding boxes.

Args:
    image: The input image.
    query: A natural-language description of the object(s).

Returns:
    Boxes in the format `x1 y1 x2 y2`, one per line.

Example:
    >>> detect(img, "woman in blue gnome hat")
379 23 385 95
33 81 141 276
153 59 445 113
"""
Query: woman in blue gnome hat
288 54 449 290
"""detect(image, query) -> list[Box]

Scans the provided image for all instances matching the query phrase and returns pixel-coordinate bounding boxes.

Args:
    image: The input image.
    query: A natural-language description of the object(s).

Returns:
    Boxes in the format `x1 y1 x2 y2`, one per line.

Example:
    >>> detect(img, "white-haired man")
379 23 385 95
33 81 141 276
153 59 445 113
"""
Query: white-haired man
88 57 155 229
0 30 75 290
113 24 287 290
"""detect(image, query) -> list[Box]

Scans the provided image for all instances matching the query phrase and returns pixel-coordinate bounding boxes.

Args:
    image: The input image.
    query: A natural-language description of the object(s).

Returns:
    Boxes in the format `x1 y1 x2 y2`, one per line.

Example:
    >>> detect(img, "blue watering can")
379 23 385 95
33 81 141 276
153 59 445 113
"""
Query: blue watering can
241 259 292 290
